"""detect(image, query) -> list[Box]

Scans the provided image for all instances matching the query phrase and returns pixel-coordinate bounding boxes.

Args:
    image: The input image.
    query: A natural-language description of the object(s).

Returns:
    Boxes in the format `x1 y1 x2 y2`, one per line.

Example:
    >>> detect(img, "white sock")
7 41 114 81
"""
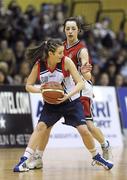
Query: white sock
101 140 108 148
23 147 34 159
89 148 97 157
35 149 43 157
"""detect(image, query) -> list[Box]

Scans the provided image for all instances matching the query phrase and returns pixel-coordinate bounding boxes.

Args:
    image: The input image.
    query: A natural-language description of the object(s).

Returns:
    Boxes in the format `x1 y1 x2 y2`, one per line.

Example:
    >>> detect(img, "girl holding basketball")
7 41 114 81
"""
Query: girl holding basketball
13 39 113 172
27 17 112 170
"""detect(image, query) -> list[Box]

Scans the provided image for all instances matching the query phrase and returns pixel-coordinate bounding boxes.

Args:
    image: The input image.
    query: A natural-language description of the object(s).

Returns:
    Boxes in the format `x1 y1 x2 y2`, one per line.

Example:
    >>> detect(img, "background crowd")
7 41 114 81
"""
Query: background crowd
0 0 127 87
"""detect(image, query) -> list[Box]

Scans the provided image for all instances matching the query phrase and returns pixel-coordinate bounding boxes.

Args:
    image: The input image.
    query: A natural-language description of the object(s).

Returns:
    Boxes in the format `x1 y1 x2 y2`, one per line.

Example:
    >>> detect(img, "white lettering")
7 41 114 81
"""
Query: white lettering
0 92 31 114
95 120 111 128
0 134 31 146
8 93 17 113
92 101 110 117
10 134 16 145
16 93 31 113
0 135 9 145
16 134 25 145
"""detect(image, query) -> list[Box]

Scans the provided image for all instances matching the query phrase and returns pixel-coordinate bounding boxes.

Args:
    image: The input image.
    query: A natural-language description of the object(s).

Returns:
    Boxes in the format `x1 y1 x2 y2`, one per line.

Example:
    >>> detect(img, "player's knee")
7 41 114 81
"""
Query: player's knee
36 122 47 132
87 123 96 133
77 125 91 137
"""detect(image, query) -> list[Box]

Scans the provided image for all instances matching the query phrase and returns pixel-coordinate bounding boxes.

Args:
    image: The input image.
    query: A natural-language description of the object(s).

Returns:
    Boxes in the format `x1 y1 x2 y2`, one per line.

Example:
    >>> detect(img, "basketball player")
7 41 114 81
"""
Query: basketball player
63 16 111 159
13 39 113 172
27 17 112 170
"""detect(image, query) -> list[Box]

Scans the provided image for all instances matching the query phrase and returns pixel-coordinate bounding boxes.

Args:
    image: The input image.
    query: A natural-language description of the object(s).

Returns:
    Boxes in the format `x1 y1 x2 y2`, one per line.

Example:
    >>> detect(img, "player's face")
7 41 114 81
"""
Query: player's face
64 21 79 42
53 45 64 63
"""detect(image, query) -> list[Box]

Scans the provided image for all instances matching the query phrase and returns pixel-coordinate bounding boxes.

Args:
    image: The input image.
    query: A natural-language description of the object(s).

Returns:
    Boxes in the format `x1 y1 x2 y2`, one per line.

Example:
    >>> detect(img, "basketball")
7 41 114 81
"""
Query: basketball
41 81 64 104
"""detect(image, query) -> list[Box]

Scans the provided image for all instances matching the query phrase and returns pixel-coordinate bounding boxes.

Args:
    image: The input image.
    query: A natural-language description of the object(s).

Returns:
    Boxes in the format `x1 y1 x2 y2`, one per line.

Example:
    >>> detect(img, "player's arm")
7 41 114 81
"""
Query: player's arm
26 64 41 93
64 57 84 98
79 48 92 80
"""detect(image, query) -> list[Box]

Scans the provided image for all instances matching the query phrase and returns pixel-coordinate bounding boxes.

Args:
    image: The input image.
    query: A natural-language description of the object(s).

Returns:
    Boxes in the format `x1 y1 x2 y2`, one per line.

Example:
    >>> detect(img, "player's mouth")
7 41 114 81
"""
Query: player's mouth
58 58 61 62
68 35 73 38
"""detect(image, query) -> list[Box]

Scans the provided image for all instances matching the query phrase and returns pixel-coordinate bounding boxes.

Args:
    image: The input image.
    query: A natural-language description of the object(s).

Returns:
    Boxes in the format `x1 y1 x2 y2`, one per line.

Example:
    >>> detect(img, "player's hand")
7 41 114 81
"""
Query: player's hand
80 63 92 74
55 94 69 104
40 83 45 92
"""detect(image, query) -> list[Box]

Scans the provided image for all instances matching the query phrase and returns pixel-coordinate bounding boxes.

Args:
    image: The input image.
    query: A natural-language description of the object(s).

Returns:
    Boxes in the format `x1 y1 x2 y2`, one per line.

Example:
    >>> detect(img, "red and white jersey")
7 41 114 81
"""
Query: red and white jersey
36 56 80 101
64 40 93 99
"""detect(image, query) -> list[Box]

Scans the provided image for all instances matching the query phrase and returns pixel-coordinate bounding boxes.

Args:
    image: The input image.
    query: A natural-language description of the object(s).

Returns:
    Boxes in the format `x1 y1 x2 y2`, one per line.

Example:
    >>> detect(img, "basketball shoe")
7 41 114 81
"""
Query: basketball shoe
92 153 113 170
13 156 29 172
102 140 112 160
27 154 43 170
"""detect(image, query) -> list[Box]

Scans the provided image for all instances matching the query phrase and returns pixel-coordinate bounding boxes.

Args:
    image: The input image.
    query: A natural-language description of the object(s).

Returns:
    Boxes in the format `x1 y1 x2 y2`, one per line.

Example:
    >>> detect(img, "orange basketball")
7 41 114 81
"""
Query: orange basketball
41 81 64 104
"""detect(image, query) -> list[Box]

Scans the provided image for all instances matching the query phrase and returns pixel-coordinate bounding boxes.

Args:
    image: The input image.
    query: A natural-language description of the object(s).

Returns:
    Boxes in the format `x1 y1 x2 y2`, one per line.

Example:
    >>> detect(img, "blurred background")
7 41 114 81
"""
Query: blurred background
0 0 127 148
0 0 127 86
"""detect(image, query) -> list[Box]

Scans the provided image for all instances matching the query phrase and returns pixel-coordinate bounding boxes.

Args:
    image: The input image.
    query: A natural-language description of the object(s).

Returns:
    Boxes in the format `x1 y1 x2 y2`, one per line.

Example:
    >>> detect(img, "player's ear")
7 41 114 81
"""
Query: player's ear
62 25 64 32
48 51 53 56
78 28 81 33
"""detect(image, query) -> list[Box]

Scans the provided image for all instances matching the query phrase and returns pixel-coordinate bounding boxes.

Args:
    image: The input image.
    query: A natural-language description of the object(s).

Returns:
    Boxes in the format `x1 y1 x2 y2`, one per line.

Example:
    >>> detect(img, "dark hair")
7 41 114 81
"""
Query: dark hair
26 39 63 63
63 16 91 32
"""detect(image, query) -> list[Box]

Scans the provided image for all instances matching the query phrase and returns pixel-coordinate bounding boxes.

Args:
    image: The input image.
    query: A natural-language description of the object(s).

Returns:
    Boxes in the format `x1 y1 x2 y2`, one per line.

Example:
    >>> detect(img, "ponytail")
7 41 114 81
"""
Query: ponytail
26 41 47 63
26 39 63 64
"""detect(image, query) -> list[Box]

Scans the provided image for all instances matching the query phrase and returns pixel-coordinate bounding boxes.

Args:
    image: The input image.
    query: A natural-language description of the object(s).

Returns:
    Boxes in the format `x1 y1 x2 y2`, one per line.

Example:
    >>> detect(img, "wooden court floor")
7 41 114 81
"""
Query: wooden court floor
0 147 127 180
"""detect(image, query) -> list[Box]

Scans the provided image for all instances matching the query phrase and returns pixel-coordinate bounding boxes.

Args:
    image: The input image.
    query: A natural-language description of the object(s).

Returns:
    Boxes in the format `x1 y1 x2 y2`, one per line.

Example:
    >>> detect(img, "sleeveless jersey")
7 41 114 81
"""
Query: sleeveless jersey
63 40 93 99
36 56 80 101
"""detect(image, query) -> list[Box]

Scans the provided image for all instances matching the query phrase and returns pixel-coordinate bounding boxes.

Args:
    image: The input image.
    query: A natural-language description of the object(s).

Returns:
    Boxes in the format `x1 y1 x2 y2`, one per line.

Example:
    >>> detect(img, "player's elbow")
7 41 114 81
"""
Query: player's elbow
25 84 29 92
80 79 85 90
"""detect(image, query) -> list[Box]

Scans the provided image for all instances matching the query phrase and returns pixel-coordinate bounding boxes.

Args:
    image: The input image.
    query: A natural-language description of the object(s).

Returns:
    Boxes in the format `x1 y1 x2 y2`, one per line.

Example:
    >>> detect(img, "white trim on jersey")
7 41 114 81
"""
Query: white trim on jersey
65 40 80 49
40 70 49 75
62 79 72 102
56 68 62 73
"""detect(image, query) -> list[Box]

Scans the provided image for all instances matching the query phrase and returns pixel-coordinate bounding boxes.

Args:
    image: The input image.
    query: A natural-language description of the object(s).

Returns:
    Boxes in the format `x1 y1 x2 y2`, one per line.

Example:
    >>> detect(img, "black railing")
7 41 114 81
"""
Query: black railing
69 0 126 32
70 0 102 16
96 9 126 22
96 9 126 31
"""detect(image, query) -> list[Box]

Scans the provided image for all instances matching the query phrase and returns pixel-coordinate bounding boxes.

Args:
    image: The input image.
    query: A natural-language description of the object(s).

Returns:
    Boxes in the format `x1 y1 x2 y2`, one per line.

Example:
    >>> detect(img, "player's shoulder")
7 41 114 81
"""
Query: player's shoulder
64 56 72 62
64 56 74 68
79 40 87 47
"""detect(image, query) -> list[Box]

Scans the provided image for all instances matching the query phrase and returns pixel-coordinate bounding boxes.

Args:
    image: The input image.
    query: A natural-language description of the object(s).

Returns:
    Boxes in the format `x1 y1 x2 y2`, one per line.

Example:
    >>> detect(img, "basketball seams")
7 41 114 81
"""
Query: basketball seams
42 81 63 90
42 89 64 93
41 82 64 104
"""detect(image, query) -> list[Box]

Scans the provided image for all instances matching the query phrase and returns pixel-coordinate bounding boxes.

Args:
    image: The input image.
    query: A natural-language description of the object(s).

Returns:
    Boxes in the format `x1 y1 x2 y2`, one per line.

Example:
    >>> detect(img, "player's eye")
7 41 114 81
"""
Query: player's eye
65 28 70 31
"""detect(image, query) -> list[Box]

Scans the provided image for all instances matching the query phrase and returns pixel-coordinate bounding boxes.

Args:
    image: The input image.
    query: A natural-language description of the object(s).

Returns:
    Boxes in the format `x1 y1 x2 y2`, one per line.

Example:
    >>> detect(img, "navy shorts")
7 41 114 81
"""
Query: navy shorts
39 98 86 128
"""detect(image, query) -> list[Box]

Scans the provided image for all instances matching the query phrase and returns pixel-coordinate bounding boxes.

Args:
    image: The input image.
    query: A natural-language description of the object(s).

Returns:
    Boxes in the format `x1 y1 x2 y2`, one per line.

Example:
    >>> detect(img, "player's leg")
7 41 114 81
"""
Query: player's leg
13 121 47 172
77 124 113 170
86 120 111 159
13 104 61 172
80 96 112 160
64 99 113 170
27 127 52 169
